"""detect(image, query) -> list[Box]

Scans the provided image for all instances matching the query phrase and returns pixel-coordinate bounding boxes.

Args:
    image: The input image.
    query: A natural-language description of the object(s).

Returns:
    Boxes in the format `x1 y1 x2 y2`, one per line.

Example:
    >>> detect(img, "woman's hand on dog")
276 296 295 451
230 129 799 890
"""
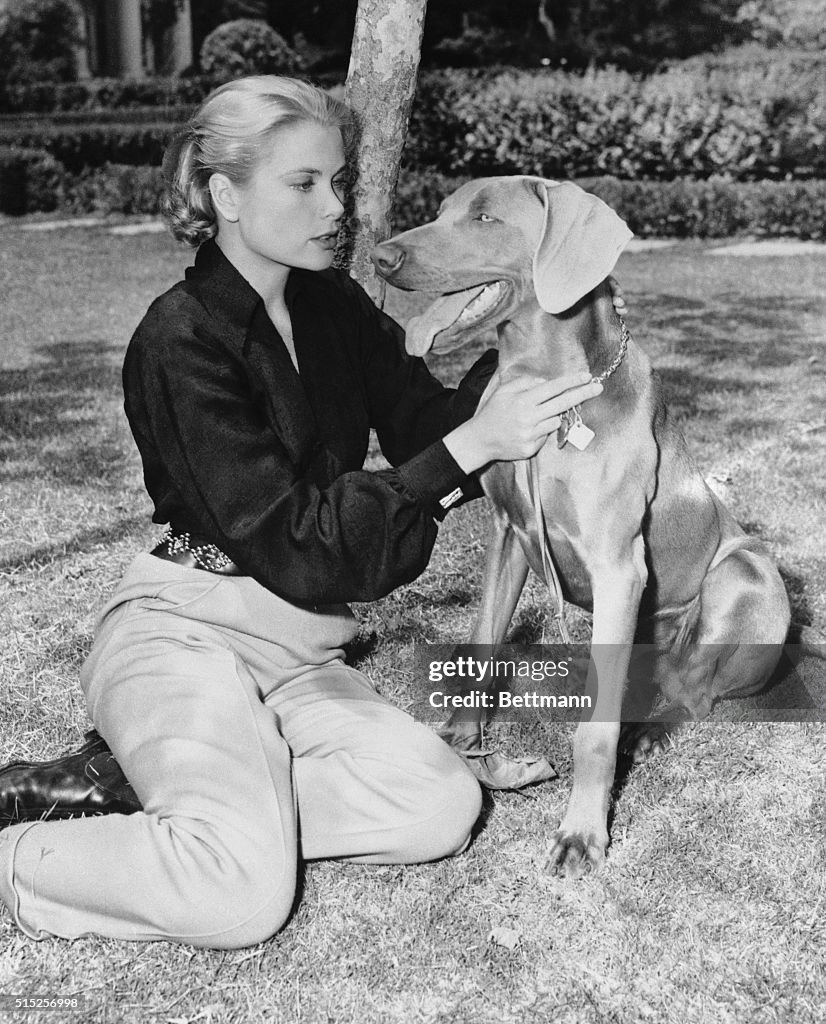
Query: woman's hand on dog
445 370 603 472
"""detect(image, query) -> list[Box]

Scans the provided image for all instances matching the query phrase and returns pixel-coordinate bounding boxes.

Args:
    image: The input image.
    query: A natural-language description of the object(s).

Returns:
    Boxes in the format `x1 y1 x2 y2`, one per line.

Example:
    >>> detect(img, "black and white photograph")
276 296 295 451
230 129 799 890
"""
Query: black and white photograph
0 1 824 1021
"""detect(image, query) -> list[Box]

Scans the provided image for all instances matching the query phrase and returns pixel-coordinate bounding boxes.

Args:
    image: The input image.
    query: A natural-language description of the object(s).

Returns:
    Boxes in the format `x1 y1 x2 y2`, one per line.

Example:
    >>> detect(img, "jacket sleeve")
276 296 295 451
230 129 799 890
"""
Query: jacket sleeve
124 309 481 606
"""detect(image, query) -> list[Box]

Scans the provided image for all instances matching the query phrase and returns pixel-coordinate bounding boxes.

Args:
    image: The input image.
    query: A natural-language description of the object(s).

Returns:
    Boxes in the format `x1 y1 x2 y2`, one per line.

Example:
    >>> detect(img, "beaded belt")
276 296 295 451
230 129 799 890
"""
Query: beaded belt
150 528 244 576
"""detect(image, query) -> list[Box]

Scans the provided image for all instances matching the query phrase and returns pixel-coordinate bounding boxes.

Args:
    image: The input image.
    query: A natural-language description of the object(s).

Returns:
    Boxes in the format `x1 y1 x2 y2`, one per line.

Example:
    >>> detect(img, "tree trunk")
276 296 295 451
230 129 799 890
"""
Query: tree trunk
340 0 428 309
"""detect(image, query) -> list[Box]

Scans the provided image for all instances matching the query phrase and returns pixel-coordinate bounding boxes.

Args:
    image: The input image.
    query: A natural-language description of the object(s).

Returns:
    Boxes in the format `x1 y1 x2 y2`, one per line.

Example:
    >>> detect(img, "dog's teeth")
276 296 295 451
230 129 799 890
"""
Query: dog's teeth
459 283 501 322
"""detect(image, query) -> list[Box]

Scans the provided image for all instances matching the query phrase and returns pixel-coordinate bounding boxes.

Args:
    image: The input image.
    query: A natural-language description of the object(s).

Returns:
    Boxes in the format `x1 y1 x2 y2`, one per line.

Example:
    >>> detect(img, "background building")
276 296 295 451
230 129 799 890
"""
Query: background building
73 0 193 78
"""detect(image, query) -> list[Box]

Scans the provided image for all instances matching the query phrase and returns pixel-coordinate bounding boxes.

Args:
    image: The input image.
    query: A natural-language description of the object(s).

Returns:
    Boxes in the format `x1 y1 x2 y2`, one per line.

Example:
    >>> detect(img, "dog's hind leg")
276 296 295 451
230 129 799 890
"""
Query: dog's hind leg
661 543 790 719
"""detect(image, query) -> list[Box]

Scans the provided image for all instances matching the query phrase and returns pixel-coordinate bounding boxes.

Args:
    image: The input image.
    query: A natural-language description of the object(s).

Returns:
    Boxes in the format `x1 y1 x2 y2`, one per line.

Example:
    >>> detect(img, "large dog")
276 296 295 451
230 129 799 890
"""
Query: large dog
372 177 791 878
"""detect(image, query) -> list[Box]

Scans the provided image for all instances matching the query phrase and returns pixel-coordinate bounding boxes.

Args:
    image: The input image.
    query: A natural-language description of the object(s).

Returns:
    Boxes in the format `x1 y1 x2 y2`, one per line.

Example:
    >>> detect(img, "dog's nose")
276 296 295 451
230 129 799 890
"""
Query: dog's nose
371 243 406 277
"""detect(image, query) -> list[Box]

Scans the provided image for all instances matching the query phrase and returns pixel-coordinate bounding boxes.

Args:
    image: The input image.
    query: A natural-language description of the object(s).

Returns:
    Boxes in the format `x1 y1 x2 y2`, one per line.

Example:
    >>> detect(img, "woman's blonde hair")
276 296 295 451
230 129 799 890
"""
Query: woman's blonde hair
162 76 355 247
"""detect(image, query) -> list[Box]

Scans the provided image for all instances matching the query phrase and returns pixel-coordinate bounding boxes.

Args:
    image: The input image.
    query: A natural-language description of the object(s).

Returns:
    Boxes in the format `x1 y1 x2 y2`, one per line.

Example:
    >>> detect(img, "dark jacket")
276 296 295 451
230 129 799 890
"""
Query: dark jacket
122 239 496 605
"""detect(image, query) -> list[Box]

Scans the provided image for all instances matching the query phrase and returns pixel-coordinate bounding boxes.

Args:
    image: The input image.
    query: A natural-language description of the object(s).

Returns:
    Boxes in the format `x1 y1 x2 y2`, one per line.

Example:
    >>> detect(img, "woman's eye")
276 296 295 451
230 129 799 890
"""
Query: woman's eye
292 180 314 192
476 213 496 223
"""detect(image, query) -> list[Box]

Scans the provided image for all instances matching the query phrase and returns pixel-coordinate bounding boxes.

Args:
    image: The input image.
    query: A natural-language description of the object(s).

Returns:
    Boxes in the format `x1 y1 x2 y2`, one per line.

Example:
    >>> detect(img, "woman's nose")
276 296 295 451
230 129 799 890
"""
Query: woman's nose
324 184 345 218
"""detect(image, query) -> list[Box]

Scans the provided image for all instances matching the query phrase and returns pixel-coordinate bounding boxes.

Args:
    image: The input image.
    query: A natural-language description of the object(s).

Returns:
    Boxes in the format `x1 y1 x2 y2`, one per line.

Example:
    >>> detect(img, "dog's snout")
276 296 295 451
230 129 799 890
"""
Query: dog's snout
371 243 406 277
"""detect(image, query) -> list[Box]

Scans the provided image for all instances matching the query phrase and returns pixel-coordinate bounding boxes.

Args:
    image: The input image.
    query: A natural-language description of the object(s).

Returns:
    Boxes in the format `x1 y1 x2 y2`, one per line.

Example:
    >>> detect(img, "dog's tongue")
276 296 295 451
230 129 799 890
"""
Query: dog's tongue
404 286 485 356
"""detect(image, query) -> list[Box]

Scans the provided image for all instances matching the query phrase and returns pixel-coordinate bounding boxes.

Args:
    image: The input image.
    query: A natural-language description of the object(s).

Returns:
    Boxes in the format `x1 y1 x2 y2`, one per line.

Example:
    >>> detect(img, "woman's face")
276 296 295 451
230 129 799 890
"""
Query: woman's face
217 121 347 279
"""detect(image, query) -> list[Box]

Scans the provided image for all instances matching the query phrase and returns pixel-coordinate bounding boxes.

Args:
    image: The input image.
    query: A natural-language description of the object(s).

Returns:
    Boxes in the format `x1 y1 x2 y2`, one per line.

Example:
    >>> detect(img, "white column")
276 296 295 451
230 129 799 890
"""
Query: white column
116 0 144 79
168 0 194 76
73 0 91 79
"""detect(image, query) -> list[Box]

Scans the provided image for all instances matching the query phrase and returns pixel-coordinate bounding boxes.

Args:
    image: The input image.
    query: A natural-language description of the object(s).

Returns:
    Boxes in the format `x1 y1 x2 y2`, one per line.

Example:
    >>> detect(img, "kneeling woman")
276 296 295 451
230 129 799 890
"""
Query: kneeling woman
0 76 606 947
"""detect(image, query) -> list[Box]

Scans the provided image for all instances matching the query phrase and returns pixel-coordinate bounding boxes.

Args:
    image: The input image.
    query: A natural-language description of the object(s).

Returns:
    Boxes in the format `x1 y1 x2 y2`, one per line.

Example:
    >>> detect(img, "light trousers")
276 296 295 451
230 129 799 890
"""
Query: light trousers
0 555 481 948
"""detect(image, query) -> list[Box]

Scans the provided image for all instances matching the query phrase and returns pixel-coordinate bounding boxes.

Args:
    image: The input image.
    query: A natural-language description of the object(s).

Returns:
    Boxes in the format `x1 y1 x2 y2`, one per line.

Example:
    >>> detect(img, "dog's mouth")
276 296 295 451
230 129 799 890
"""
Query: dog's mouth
405 280 509 356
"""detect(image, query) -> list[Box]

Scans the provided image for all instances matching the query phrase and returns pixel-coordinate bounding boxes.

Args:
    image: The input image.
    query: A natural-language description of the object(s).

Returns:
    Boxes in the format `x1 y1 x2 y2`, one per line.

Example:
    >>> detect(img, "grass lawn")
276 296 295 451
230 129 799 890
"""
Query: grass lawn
0 222 824 1024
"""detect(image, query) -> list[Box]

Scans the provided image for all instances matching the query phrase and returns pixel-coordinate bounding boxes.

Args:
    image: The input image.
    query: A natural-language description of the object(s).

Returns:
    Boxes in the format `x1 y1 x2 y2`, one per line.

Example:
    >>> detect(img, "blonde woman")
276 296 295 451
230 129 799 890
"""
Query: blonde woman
0 76 610 947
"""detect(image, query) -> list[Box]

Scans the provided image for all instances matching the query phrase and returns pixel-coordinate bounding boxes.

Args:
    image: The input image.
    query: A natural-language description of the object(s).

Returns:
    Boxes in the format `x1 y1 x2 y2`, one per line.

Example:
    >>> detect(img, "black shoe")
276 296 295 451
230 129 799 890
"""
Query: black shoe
0 730 142 828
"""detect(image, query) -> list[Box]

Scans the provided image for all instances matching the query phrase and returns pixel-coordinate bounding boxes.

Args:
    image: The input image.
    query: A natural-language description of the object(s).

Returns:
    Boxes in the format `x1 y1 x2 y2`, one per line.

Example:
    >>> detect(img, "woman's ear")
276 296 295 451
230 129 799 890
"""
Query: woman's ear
209 173 240 223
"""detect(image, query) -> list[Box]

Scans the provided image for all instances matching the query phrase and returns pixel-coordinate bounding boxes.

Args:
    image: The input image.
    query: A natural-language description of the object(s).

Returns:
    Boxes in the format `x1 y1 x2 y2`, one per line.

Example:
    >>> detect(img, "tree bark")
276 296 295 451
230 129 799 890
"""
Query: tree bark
340 0 428 309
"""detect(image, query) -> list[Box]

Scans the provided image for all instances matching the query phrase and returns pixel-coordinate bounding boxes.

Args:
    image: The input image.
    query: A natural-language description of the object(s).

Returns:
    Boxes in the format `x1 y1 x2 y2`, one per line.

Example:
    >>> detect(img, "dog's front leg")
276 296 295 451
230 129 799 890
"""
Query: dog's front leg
547 538 647 877
441 511 554 789
440 510 527 753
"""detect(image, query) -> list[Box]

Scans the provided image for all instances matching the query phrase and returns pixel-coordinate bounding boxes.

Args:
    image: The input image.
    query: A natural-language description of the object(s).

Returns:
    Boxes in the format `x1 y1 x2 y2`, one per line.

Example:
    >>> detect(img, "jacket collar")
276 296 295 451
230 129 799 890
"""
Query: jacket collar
186 239 318 469
187 239 303 339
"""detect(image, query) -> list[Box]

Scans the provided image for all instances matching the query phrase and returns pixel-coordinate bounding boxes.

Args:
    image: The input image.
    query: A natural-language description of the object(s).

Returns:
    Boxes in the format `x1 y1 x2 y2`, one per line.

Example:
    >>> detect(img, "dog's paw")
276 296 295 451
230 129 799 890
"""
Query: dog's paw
545 829 607 878
620 721 673 765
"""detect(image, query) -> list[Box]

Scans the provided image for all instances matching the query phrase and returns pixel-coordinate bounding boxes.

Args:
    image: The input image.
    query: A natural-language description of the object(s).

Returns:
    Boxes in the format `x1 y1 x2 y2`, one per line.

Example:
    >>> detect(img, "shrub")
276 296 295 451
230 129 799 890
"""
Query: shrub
0 107 196 129
0 120 180 172
3 157 825 239
199 19 304 79
60 163 165 216
0 71 343 115
0 76 220 114
0 145 64 213
0 0 80 90
391 169 826 241
405 66 826 182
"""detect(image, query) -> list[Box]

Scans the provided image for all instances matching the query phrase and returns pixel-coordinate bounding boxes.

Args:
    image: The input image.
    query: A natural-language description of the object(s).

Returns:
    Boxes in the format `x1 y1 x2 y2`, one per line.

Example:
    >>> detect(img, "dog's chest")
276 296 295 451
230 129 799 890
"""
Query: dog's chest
480 455 595 606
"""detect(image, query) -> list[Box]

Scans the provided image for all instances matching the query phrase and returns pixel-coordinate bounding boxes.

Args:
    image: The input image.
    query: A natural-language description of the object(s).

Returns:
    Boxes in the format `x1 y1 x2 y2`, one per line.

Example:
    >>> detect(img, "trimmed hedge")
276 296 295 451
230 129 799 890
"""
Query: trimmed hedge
0 121 180 172
393 172 826 241
671 44 826 75
0 72 344 114
5 160 824 241
0 106 197 128
59 163 165 216
0 76 218 114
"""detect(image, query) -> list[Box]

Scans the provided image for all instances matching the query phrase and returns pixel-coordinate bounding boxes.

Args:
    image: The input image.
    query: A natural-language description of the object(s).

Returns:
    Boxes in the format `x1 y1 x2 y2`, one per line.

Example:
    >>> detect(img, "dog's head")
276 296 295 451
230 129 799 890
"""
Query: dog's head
371 176 632 356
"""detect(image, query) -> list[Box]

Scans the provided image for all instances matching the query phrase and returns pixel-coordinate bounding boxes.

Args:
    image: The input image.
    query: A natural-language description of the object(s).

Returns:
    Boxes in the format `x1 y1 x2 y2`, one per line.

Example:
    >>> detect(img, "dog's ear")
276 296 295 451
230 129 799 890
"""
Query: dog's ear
530 180 633 314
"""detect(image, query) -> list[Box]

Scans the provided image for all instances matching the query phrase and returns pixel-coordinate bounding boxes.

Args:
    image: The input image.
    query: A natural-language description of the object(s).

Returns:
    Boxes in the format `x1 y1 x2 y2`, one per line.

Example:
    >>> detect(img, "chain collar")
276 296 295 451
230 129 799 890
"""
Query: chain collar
591 315 630 385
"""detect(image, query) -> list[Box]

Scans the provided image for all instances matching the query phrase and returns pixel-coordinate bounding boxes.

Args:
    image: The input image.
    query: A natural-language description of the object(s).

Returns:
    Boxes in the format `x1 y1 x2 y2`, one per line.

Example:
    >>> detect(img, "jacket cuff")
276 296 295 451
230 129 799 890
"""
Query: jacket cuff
397 440 478 521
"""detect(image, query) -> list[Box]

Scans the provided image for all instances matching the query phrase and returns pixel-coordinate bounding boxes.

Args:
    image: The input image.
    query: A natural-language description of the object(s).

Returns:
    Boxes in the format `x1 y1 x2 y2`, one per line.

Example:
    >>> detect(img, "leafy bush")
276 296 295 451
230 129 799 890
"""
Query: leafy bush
60 163 165 216
0 121 180 172
199 19 304 79
0 71 344 114
0 0 79 91
671 42 826 74
0 76 220 115
392 169 826 240
3 157 825 239
0 145 63 213
405 65 826 181
0 106 196 129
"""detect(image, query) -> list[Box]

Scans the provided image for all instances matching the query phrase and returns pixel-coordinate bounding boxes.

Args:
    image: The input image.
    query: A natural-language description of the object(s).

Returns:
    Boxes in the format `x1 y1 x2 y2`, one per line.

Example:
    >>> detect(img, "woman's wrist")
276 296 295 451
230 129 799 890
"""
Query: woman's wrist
443 421 491 476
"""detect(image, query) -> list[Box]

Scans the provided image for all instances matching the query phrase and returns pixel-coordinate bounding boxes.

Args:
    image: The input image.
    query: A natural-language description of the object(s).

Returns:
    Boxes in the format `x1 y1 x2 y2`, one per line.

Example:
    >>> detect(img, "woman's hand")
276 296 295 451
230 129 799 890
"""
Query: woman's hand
444 370 603 473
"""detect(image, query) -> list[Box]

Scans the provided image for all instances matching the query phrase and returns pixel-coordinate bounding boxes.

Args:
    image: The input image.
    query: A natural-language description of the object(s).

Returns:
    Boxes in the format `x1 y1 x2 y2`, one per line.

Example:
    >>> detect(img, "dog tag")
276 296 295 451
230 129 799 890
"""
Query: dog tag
558 406 594 451
565 418 595 451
